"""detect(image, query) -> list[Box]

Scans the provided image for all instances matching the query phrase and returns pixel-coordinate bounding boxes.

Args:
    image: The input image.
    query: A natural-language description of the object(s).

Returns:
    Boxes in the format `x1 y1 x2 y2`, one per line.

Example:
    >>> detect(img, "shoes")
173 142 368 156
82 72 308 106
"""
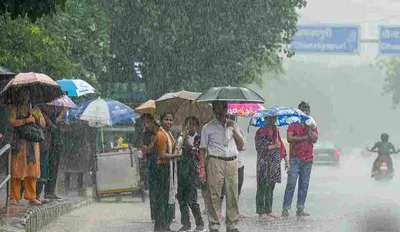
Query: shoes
10 199 21 205
281 210 289 217
179 225 191 231
29 199 42 205
296 211 310 217
194 225 205 231
267 213 280 219
227 229 240 232
39 198 51 204
45 195 62 200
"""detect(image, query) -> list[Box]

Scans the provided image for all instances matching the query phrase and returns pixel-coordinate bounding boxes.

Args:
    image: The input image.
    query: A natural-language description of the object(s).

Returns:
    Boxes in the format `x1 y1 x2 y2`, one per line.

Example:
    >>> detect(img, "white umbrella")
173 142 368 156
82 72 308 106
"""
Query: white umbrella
80 97 139 149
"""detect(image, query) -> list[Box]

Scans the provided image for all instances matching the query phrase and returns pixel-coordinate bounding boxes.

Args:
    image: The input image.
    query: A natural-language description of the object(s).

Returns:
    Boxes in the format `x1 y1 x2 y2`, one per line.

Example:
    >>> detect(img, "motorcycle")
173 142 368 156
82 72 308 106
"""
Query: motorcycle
370 150 395 181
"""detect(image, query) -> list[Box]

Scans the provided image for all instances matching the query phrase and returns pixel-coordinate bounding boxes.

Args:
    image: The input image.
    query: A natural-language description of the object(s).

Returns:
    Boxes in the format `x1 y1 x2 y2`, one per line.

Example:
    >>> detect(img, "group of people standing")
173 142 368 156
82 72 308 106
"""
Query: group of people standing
140 100 318 232
9 89 68 205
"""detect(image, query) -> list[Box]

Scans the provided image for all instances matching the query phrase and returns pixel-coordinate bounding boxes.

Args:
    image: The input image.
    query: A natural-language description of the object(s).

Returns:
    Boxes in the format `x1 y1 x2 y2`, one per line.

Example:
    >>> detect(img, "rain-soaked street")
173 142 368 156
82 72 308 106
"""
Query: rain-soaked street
40 148 400 232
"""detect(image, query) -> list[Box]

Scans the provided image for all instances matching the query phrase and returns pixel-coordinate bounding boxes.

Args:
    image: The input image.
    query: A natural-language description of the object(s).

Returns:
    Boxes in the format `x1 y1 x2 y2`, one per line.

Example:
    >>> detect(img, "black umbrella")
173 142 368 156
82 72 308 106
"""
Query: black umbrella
196 86 266 104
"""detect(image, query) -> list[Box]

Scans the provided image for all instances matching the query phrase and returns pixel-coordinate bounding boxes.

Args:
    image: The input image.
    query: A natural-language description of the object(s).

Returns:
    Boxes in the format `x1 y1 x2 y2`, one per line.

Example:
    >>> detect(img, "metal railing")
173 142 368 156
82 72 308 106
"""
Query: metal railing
0 144 11 215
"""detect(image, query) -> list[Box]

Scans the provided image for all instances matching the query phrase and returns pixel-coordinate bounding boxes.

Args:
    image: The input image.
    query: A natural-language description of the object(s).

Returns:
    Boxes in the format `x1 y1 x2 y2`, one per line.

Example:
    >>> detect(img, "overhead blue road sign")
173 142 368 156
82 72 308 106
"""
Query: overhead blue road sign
291 25 360 54
380 26 400 55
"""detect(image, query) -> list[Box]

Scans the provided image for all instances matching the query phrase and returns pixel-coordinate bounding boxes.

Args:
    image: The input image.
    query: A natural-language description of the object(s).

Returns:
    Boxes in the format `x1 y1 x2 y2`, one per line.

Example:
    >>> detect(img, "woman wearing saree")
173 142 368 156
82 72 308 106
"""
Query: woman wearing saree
9 89 46 205
255 116 289 220
154 112 181 232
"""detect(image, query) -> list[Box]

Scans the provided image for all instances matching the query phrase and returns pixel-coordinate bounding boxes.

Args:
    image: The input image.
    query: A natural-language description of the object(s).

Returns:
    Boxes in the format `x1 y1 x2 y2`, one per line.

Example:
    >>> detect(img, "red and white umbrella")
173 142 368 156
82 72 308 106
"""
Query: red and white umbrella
0 72 63 105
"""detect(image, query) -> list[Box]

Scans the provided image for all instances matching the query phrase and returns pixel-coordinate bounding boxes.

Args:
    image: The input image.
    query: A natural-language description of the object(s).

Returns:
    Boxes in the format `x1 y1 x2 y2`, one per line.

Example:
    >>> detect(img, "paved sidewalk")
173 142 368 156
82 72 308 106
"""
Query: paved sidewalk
0 189 92 232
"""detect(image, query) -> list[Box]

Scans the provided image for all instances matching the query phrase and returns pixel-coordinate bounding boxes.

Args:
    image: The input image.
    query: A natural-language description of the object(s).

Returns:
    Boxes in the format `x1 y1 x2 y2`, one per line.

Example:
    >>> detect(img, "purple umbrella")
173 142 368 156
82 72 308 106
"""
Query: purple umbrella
48 95 77 108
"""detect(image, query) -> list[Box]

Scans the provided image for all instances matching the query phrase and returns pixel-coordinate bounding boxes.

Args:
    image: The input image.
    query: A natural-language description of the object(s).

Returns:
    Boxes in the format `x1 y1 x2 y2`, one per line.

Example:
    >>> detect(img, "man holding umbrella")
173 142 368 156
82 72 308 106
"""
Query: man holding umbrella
199 101 244 232
281 101 318 217
197 86 265 232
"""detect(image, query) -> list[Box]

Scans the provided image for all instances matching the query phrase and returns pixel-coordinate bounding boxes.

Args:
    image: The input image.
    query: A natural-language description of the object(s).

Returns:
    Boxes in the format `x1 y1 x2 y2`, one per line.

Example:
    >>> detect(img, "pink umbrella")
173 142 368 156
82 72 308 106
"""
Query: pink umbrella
48 95 78 108
0 72 63 104
227 103 264 117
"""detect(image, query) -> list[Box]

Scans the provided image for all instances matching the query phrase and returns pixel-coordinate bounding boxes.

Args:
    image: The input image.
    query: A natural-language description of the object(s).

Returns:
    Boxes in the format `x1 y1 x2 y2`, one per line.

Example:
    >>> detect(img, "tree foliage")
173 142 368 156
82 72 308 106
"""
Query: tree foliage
40 0 111 86
0 0 111 85
105 0 306 98
0 17 74 78
377 57 400 108
0 0 67 22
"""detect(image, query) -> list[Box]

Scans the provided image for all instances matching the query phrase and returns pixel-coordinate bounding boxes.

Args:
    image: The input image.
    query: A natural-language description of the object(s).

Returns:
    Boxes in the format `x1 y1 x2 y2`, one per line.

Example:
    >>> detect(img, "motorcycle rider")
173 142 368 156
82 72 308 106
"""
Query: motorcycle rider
368 133 397 177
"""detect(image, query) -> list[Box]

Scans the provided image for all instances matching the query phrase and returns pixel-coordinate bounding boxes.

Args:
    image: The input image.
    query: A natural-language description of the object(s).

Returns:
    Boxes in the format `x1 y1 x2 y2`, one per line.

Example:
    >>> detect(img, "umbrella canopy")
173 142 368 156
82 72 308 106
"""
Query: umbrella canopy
250 106 311 127
48 95 77 108
227 103 264 117
56 79 96 97
196 86 265 103
135 99 156 115
79 97 140 128
0 72 63 105
156 90 214 126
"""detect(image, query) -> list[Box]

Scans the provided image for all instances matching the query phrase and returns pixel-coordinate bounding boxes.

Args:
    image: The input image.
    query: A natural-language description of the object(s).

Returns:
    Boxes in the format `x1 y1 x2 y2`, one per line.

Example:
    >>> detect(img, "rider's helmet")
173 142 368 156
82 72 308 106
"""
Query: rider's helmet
381 133 389 142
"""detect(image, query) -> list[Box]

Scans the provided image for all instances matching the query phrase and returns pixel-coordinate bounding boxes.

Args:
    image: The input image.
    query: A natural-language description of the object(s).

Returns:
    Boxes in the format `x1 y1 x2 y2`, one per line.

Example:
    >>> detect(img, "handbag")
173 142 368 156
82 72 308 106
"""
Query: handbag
17 124 45 143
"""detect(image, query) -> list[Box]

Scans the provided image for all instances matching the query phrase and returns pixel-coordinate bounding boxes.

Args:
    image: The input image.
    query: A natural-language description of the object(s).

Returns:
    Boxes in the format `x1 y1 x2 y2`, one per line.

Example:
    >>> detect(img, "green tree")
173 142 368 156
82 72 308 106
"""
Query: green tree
105 0 306 99
378 57 400 108
0 0 67 22
0 17 75 78
40 0 111 87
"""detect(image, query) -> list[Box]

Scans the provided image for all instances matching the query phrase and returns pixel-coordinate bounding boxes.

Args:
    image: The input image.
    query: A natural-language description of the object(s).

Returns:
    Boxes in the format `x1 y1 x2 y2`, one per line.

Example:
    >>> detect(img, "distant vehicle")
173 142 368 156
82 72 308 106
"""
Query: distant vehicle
313 141 340 165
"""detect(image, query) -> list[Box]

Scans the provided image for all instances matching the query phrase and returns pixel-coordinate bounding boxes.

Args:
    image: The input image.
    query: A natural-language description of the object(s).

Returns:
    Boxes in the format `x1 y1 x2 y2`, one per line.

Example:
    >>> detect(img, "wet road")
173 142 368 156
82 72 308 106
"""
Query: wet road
41 149 400 232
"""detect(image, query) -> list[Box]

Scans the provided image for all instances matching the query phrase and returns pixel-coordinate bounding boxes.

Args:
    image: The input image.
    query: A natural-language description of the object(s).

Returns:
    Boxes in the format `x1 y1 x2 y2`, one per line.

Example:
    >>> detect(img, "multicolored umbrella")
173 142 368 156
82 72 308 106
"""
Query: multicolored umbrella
79 97 140 127
251 106 310 127
56 79 96 97
0 72 63 104
227 103 264 117
48 95 77 108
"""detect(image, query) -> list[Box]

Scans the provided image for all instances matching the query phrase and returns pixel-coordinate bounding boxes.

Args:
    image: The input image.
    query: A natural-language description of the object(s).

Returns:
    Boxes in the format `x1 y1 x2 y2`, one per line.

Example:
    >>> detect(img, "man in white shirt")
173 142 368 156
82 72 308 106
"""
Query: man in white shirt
220 115 246 219
199 101 245 232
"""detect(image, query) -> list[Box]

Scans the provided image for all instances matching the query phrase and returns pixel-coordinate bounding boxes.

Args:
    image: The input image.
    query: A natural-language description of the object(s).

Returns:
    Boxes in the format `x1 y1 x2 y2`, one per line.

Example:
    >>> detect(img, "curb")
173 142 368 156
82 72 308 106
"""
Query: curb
0 198 93 232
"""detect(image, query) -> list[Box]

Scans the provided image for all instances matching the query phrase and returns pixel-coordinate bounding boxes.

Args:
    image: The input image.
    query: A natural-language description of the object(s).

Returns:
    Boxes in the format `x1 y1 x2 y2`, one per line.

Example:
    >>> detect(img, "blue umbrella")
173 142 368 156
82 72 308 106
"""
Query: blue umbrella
64 98 139 126
56 79 96 97
250 106 310 127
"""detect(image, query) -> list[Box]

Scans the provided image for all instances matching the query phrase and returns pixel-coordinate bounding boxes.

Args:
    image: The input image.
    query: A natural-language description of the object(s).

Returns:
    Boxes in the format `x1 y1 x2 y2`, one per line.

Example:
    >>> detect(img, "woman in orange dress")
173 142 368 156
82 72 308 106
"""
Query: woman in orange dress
9 89 46 205
153 112 181 232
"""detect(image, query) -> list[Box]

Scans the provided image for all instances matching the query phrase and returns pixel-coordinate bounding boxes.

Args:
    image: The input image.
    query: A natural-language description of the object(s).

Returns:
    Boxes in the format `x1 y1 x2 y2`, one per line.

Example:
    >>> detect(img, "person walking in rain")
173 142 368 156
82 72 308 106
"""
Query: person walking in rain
255 116 288 220
36 105 56 202
140 114 159 222
219 114 247 220
45 106 68 200
199 101 245 232
177 116 204 232
9 89 46 205
281 101 318 217
153 112 181 232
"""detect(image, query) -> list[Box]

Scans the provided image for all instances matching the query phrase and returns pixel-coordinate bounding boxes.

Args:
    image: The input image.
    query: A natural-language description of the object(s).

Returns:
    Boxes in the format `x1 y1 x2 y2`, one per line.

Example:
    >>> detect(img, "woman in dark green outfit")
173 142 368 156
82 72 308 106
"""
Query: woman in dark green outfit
37 106 56 201
255 116 289 220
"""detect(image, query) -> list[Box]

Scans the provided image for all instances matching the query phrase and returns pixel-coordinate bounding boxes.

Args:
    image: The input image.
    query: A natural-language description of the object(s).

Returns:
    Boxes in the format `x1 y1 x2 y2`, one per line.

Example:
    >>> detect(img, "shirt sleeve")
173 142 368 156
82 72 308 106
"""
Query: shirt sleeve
199 125 208 149
9 106 25 127
238 127 247 150
155 131 168 153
